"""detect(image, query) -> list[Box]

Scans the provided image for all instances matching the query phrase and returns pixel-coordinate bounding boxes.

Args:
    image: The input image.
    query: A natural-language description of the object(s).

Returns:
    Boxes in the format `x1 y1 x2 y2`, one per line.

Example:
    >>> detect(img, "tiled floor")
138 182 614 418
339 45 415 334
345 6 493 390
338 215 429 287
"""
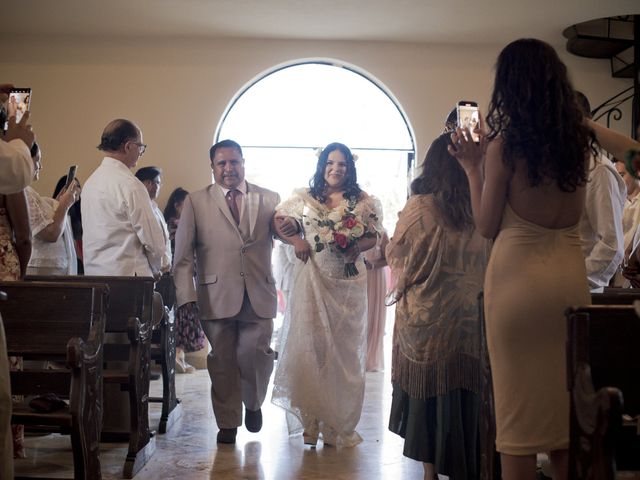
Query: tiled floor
14 345 426 479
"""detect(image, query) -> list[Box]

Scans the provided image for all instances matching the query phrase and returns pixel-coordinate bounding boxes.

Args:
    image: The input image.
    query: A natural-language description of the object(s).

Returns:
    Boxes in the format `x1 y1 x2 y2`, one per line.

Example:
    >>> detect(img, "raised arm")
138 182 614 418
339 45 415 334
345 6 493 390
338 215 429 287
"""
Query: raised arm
448 129 510 239
36 183 80 242
588 119 640 160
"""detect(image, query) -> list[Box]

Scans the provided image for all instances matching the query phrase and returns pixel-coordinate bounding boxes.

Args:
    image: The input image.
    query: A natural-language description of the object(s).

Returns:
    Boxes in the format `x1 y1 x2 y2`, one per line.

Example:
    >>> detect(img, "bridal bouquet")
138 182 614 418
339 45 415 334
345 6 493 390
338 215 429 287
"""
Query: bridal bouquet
309 196 378 277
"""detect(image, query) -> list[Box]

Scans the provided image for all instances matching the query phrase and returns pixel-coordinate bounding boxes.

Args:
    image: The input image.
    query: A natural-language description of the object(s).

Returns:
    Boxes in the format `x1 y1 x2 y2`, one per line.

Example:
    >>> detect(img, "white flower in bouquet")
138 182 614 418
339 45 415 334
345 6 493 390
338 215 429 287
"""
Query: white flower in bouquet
327 210 343 224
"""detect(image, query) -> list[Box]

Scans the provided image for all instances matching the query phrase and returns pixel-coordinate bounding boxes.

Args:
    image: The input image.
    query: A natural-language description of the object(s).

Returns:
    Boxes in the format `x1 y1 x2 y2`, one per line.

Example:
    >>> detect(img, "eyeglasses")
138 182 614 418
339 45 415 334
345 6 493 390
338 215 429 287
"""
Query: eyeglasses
132 142 147 154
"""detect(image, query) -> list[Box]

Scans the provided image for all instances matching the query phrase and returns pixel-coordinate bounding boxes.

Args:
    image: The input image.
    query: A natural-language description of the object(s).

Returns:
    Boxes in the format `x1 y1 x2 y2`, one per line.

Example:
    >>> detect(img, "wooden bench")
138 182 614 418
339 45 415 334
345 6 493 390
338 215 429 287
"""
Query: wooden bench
151 272 181 434
592 287 640 306
26 275 163 479
566 305 640 479
0 281 108 480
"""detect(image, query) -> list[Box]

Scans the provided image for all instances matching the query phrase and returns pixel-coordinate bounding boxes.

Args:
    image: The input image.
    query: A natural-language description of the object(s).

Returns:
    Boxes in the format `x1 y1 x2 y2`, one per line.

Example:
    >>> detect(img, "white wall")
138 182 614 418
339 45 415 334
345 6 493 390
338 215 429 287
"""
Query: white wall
1 35 632 206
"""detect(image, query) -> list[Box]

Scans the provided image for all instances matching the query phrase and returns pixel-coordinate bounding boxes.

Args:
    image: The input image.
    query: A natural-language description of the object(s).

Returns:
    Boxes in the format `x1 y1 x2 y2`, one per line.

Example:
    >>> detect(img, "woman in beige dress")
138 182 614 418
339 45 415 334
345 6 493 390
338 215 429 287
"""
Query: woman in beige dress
449 38 594 480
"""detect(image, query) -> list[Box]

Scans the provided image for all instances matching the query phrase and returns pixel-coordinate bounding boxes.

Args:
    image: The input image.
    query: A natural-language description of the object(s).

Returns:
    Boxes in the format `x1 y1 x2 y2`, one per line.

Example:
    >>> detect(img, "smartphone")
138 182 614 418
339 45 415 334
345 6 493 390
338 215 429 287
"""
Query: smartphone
457 101 480 142
7 87 31 125
65 165 78 188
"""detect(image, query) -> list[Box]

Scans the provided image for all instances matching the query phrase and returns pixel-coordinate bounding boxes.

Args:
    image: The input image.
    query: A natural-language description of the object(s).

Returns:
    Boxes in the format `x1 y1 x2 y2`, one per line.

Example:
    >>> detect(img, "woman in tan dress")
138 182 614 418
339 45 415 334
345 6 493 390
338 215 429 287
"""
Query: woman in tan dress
449 38 593 480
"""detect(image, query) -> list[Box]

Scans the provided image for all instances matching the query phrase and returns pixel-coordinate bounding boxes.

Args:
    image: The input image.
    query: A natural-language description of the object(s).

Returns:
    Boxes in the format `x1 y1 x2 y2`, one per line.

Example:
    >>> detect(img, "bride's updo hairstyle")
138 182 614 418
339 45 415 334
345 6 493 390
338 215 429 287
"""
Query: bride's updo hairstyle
485 38 594 192
309 142 362 203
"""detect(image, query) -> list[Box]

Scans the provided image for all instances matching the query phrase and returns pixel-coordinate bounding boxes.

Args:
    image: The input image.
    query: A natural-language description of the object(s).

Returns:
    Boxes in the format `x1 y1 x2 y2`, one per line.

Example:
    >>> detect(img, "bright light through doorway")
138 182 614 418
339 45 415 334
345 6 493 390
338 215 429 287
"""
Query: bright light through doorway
217 61 415 234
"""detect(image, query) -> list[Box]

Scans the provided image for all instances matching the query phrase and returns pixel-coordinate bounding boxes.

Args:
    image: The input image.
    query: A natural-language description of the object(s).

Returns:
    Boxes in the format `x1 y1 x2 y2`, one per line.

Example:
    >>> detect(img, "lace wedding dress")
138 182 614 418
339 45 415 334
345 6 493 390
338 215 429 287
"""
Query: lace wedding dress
271 188 382 447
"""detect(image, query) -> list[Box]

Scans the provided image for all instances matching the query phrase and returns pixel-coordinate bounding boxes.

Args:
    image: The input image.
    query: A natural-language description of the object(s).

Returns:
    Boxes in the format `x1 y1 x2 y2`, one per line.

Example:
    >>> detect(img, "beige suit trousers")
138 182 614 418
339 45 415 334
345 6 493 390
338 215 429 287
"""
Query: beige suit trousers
201 291 274 429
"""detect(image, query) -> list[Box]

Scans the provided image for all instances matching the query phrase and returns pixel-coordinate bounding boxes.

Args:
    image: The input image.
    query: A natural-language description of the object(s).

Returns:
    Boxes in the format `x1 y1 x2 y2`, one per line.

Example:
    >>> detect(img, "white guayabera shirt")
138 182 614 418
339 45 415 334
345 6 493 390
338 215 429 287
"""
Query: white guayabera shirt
81 157 166 277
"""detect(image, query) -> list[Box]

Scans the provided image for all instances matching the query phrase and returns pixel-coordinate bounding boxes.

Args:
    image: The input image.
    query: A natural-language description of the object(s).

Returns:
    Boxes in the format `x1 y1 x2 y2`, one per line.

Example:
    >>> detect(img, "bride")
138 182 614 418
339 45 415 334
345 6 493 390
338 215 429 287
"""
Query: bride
272 142 382 447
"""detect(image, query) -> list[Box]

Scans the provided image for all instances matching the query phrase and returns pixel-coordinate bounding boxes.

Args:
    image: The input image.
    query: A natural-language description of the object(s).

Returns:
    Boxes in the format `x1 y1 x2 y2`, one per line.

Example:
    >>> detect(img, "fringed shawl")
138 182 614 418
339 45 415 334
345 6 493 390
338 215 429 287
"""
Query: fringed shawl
386 194 490 399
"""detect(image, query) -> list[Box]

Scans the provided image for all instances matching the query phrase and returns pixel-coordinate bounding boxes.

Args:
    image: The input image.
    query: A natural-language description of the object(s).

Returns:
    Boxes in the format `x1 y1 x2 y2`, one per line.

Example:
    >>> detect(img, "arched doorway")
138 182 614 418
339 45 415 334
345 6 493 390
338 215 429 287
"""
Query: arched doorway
216 59 415 234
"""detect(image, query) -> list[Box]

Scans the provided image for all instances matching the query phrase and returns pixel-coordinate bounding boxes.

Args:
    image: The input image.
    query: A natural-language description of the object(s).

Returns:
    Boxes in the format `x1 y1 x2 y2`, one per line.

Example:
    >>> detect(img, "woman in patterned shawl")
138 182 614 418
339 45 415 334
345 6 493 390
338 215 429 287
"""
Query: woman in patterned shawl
387 133 490 480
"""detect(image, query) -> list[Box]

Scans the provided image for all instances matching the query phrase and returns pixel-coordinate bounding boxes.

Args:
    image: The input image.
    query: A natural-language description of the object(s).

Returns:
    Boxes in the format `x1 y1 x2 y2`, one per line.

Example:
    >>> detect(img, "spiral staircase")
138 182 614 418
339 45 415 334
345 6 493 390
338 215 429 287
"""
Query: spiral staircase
563 15 639 139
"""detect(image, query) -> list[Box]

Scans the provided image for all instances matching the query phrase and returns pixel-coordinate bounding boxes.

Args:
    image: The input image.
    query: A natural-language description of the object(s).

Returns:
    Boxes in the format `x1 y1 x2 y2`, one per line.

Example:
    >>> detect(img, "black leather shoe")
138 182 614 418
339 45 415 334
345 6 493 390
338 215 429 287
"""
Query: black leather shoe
245 408 262 433
216 427 237 444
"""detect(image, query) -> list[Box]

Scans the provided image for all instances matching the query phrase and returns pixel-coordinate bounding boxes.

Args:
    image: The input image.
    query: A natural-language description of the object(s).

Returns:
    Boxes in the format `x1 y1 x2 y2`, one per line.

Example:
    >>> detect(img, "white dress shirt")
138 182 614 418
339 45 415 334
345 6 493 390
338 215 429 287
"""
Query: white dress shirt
0 138 33 194
579 154 626 292
81 157 166 277
151 200 172 273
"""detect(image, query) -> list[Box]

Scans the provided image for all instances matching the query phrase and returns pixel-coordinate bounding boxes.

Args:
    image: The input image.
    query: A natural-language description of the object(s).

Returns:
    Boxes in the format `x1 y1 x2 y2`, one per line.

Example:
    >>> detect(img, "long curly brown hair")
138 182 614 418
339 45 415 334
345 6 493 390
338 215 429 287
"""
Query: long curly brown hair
411 133 473 231
486 38 595 192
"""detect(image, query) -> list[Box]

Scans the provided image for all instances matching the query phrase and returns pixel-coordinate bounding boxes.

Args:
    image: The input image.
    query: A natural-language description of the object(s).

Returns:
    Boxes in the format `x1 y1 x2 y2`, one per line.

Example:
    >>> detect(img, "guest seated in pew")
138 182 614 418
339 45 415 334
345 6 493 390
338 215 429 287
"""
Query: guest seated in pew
25 142 81 276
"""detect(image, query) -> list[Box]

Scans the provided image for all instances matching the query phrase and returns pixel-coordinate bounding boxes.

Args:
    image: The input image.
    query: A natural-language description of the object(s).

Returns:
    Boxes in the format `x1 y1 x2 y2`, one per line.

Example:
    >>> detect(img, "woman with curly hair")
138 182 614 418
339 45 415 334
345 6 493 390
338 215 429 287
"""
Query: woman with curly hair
449 38 594 480
272 142 382 447
387 133 490 480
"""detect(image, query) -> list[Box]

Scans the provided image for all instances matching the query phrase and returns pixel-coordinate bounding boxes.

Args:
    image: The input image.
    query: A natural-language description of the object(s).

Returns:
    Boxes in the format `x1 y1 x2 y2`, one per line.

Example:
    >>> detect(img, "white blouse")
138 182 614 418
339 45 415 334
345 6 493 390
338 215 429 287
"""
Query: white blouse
25 186 77 274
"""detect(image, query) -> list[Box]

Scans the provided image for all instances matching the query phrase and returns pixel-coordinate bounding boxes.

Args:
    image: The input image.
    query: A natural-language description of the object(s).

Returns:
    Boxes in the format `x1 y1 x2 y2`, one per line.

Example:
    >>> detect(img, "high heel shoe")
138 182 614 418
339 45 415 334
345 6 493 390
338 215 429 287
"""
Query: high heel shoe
303 431 318 447
303 419 319 447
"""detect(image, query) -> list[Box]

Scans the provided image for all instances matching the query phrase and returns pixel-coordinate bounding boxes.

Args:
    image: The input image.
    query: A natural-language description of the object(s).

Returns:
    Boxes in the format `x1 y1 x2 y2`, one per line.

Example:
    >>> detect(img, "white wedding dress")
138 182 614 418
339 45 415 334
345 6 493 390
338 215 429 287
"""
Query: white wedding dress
272 188 382 447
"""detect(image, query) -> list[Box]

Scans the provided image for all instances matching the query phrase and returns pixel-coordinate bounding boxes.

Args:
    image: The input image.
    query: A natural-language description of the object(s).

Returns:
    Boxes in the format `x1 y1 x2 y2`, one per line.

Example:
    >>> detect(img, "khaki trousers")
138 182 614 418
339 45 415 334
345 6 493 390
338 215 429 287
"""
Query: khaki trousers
201 292 274 429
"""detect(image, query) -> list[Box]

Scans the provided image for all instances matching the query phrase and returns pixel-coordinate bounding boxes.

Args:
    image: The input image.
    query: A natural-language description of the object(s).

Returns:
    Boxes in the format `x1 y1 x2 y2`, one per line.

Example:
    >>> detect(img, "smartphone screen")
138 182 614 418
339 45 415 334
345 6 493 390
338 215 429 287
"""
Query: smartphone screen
457 101 480 142
65 165 78 188
8 88 31 125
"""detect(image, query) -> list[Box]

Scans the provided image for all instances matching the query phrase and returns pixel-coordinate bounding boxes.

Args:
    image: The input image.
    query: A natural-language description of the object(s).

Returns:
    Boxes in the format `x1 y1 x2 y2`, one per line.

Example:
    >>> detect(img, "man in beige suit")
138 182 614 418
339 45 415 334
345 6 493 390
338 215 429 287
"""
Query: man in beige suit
173 139 293 444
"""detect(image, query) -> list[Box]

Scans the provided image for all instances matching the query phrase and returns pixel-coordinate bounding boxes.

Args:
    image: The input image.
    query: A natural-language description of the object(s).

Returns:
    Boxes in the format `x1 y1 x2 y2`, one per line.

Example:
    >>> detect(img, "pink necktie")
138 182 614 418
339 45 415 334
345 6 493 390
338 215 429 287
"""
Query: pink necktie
226 189 240 225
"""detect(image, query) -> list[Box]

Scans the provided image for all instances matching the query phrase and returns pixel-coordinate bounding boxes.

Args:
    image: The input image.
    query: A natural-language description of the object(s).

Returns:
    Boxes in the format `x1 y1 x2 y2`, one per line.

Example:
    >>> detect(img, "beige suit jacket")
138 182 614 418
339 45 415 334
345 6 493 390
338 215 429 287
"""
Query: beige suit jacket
173 182 279 320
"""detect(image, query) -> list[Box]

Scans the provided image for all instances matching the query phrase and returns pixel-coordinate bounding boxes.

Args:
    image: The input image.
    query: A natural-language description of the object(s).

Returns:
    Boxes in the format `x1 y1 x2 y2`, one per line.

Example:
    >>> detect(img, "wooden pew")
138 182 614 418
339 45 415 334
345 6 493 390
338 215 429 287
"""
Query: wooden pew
0 281 108 480
592 287 640 305
150 272 181 434
26 275 162 479
30 275 182 436
566 305 640 479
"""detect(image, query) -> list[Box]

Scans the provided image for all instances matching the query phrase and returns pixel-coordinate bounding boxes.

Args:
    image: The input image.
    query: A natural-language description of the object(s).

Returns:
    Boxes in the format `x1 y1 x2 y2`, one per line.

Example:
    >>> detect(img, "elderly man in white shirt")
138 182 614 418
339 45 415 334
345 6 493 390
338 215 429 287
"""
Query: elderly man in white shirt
81 119 166 277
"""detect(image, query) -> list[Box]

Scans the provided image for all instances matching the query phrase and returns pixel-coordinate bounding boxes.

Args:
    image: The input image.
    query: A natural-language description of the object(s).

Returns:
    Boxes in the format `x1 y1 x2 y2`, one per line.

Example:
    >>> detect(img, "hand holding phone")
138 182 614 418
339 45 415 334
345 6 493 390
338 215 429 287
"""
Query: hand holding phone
457 101 480 143
7 88 31 124
65 165 78 189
